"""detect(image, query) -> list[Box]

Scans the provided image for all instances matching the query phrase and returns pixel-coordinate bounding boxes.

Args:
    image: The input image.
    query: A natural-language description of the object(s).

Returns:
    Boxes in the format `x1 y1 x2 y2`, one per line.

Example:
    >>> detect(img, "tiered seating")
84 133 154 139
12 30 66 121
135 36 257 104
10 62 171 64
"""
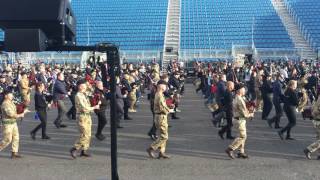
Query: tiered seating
72 0 167 50
284 0 320 50
181 0 294 49
0 0 168 51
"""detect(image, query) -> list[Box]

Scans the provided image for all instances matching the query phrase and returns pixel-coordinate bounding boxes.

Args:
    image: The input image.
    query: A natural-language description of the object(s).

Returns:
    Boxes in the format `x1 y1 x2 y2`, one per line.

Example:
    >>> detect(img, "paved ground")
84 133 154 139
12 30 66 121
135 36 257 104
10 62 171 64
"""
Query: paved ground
0 83 319 180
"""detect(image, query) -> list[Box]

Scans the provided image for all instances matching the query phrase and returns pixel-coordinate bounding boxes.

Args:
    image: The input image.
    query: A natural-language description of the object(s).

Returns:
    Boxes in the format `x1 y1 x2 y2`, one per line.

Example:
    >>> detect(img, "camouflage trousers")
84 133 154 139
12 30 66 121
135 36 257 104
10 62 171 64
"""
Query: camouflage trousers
0 122 19 153
74 115 92 151
307 120 320 153
229 119 247 154
151 114 168 153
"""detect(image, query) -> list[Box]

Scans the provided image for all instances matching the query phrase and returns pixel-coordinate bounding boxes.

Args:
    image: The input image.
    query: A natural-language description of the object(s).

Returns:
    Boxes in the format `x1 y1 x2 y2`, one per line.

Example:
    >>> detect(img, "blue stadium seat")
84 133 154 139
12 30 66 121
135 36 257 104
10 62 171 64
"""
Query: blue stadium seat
180 0 294 49
284 0 320 50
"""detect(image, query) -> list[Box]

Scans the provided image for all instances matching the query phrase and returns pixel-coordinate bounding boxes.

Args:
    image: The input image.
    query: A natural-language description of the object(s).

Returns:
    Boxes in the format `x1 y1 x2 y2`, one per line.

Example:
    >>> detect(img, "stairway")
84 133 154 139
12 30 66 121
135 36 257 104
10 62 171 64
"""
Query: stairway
162 0 181 71
271 0 317 60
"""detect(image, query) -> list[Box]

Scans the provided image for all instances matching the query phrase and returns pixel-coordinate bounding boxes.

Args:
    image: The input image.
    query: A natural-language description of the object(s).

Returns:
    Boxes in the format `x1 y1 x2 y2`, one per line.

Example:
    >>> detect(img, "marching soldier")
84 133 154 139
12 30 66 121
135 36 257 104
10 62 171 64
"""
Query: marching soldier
304 96 320 160
225 83 254 159
19 72 31 106
0 90 29 159
70 80 100 159
147 80 173 159
297 77 308 113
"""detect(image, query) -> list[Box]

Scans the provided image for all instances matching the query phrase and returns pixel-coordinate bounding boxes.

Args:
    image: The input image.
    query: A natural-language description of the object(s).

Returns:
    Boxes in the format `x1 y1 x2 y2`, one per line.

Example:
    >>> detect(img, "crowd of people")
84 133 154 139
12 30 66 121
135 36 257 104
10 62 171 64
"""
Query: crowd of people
1 57 320 161
194 60 320 159
0 58 186 160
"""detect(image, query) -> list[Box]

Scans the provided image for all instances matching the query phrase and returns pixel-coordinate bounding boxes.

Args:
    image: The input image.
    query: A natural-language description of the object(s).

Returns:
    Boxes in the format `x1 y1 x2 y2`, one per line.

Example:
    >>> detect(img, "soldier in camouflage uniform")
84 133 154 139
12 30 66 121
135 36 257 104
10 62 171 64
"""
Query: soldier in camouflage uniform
70 80 100 159
297 76 308 113
0 90 29 159
19 72 31 106
147 80 173 159
225 83 254 159
304 96 320 160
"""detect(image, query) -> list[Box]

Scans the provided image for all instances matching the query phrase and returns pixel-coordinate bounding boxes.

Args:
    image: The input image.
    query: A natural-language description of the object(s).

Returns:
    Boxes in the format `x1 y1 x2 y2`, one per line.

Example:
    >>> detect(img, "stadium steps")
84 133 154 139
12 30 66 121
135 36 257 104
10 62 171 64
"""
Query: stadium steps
272 0 317 60
162 0 181 71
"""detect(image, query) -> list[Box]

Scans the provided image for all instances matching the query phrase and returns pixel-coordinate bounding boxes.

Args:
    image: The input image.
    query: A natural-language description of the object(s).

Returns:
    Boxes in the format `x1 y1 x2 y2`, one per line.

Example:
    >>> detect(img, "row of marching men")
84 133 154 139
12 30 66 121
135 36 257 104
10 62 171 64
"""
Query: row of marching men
0 60 168 159
194 60 320 160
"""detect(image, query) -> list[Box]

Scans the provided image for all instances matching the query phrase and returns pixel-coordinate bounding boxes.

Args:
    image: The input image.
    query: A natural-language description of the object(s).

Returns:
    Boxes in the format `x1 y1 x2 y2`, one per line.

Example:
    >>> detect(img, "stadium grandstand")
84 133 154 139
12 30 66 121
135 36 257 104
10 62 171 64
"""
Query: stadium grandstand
0 0 319 67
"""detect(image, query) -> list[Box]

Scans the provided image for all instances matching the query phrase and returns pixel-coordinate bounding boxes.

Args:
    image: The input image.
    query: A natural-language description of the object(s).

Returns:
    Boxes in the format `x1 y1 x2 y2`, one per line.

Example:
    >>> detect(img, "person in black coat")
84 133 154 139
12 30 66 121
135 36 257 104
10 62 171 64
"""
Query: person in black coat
66 72 78 120
278 80 299 140
93 81 109 140
148 83 158 140
268 73 284 129
248 71 257 101
30 82 50 140
261 74 273 120
53 72 69 128
306 71 318 102
121 73 132 120
116 78 125 128
218 81 235 139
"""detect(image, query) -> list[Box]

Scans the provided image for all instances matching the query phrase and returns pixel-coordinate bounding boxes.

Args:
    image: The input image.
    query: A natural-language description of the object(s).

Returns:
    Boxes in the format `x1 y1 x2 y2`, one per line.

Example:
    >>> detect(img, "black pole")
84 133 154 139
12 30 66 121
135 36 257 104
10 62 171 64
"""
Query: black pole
107 49 119 180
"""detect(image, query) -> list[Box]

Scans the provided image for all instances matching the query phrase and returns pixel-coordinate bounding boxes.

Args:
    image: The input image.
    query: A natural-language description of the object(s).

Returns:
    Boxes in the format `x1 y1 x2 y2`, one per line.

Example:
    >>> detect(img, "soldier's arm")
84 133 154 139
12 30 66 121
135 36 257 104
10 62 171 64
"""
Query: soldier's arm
2 106 18 119
76 95 95 113
159 96 171 114
239 102 251 118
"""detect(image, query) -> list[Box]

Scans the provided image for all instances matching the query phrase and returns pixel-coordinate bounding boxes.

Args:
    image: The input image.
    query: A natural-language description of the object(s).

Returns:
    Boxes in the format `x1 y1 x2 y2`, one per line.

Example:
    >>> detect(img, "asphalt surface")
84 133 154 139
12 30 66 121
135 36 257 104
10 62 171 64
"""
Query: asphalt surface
0 83 319 180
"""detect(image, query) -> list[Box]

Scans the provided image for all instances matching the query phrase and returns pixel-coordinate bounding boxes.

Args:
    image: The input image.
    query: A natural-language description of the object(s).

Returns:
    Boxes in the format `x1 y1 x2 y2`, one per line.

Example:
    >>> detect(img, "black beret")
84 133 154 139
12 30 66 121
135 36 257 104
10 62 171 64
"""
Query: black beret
157 80 167 86
77 79 87 86
3 88 14 95
20 71 28 76
234 83 245 92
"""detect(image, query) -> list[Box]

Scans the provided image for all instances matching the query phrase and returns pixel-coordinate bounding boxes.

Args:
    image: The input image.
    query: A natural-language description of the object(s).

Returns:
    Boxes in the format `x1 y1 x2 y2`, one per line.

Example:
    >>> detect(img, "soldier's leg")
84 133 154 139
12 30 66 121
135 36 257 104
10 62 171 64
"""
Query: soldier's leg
229 120 246 152
11 123 19 153
159 117 169 153
151 115 168 151
307 121 320 153
83 118 92 151
238 127 247 154
0 124 13 151
74 117 89 150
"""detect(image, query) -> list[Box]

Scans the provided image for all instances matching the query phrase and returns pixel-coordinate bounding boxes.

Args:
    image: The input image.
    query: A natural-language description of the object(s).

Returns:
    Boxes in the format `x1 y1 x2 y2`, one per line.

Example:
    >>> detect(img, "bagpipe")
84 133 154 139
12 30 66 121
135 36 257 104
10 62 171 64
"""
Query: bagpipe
13 90 26 114
245 100 256 113
165 89 177 109
85 74 96 86
90 89 108 107
90 92 101 106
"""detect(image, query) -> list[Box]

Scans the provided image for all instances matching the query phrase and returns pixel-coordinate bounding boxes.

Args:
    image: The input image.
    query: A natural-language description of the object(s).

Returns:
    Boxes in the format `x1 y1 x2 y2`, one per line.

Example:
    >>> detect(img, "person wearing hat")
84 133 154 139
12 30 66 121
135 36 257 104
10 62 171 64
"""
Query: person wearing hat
19 71 32 106
304 95 320 160
0 89 30 159
225 83 254 159
70 79 101 159
147 80 173 159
